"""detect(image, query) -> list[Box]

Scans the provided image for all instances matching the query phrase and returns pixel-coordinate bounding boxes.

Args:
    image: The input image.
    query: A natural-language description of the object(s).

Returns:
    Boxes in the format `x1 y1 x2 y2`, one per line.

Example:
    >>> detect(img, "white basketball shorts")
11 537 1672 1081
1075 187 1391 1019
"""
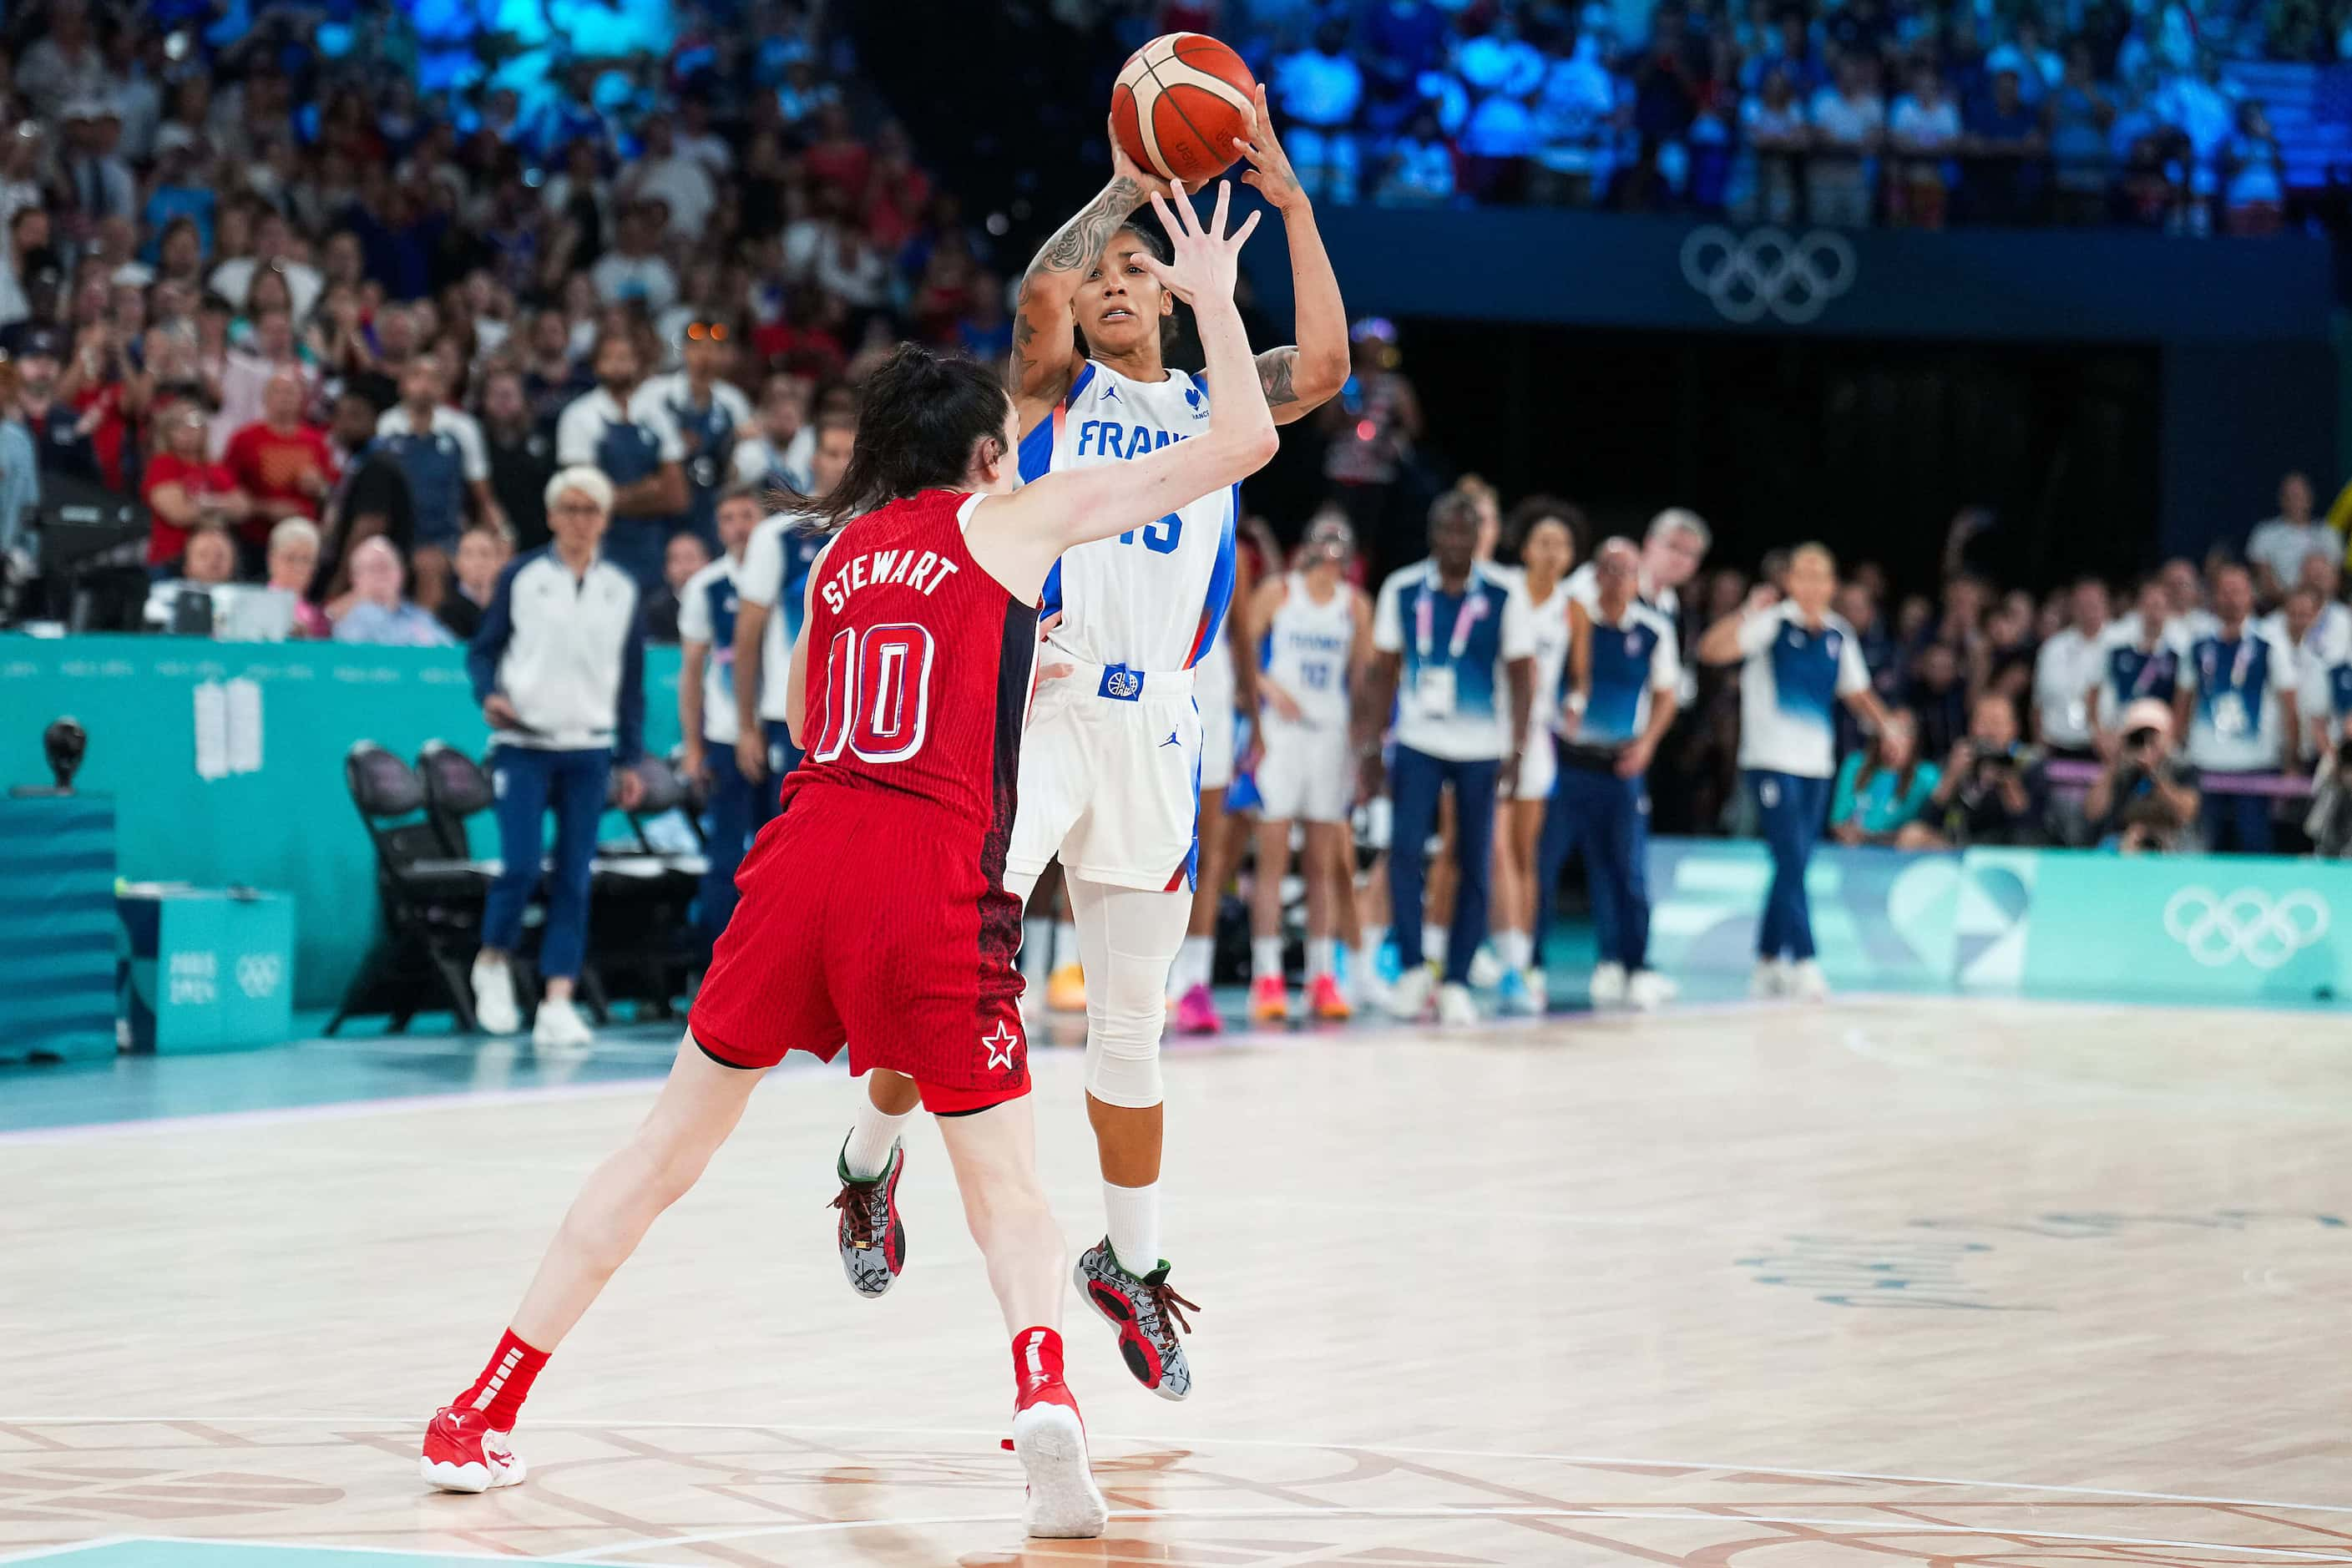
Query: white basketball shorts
1007 661 1204 893
1513 730 1558 802
1253 717 1355 825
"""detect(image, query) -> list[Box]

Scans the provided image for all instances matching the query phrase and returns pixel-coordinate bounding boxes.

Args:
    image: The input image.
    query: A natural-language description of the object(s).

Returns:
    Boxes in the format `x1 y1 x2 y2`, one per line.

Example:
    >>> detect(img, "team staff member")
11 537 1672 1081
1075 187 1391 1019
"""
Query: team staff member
731 409 857 814
1555 538 1682 1010
555 330 688 594
643 319 753 549
2173 560 2299 853
377 350 501 587
467 466 650 1050
1360 490 1535 1026
1697 543 1889 1001
677 483 763 938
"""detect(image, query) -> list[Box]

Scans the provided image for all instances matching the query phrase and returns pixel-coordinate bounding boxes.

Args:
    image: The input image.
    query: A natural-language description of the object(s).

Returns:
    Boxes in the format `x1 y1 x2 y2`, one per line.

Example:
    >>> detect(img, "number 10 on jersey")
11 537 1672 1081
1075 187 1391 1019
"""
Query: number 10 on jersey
810 623 937 764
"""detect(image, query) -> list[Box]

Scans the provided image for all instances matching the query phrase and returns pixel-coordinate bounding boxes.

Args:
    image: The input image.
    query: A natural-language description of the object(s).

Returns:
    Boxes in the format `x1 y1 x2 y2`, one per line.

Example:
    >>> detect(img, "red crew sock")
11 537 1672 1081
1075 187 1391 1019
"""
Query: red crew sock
453 1328 549 1433
1012 1325 1068 1401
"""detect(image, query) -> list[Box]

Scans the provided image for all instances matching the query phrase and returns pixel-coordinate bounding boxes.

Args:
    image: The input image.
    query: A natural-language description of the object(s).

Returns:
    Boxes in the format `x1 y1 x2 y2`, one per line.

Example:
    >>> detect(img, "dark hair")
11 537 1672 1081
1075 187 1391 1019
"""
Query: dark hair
817 344 1009 532
1429 488 1480 537
1505 493 1587 564
1854 706 1922 802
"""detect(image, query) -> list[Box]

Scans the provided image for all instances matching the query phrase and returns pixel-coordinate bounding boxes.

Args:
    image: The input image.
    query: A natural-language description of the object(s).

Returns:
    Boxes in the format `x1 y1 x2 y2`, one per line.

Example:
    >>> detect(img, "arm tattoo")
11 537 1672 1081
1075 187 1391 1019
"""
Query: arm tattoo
1257 348 1300 408
1032 176 1145 278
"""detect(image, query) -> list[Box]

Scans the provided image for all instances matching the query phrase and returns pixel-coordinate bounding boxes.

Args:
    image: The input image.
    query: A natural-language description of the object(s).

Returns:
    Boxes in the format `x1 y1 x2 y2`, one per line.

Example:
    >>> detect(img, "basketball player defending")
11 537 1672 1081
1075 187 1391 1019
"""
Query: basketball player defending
849 97 1341 1404
420 185 1276 1538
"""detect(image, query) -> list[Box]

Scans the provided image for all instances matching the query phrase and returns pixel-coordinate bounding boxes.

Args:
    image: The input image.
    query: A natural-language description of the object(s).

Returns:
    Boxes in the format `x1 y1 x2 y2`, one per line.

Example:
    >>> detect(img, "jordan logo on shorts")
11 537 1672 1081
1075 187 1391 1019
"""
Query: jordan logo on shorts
1159 731 1179 748
1099 664 1144 701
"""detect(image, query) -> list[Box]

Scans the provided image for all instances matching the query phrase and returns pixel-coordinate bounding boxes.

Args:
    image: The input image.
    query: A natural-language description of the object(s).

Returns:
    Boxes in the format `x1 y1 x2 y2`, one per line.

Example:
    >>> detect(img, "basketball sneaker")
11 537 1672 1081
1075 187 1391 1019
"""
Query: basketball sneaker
1750 958 1789 998
1385 964 1434 1020
1173 982 1222 1035
829 1139 906 1297
419 1405 526 1493
1308 972 1353 1020
1789 959 1831 1001
1496 967 1539 1015
1075 1239 1196 1401
1046 963 1088 1013
1436 981 1479 1026
1626 969 1678 1011
1011 1372 1109 1537
1247 974 1288 1023
532 996 593 1050
471 955 520 1036
1587 960 1627 1007
1466 943 1505 989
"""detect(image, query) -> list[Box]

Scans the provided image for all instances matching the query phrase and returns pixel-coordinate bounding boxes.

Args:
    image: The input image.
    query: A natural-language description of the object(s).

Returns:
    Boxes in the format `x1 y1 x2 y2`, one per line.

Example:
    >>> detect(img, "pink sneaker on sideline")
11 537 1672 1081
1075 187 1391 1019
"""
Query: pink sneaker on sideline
1307 973 1353 1020
1173 983 1222 1035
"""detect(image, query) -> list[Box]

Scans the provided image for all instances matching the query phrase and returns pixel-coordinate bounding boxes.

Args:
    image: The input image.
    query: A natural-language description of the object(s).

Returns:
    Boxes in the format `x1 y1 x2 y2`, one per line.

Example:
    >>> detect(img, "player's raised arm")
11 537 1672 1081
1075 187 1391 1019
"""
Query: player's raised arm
972 180 1277 599
1007 121 1172 430
1231 84 1348 426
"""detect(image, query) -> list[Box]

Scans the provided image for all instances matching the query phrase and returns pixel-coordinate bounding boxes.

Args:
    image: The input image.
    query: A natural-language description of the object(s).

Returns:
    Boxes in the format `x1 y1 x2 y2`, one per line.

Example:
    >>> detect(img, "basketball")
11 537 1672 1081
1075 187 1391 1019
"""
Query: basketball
1111 33 1257 185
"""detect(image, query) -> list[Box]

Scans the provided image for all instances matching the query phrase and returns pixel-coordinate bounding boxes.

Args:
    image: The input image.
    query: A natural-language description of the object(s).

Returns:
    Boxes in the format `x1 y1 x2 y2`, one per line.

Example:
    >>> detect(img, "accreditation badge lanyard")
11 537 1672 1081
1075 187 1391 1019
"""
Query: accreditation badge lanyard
2207 635 2257 737
1414 567 1485 717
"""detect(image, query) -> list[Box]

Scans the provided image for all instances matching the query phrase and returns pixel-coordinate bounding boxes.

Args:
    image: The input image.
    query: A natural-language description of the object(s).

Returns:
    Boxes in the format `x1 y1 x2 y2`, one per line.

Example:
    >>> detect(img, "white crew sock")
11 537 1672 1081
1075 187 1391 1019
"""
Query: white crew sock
1423 923 1446 963
1179 933 1213 991
1365 924 1388 955
1495 928 1531 971
842 1099 915 1181
1053 920 1080 970
1251 934 1283 980
1308 937 1337 979
1344 944 1368 990
1104 1180 1161 1277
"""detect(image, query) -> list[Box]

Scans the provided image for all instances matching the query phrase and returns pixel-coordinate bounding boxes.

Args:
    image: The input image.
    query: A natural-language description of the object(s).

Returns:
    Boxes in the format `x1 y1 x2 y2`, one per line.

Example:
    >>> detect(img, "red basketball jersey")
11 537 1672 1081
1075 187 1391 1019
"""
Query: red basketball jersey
784 489 1038 852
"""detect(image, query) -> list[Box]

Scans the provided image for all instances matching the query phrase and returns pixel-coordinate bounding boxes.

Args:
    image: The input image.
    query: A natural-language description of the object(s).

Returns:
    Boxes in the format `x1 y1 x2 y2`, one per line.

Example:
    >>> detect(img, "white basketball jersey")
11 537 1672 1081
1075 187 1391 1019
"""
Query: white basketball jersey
1018 359 1239 673
1262 571 1354 731
1524 578 1571 746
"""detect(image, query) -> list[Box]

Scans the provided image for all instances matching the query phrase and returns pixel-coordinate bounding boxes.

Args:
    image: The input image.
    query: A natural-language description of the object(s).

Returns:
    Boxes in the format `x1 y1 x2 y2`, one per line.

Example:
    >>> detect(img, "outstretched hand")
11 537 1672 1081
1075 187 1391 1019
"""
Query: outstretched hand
1232 83 1306 210
1138 180 1261 308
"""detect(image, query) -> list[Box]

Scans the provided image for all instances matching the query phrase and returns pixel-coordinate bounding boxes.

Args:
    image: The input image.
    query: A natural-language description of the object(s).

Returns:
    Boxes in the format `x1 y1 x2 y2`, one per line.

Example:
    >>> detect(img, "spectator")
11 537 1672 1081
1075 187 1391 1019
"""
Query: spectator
1378 107 1461 205
224 367 336 539
555 328 687 591
622 113 716 241
588 200 680 314
0 359 35 582
2086 696 2202 852
20 0 113 125
333 536 456 647
519 308 593 428
645 530 711 645
1888 60 1961 228
376 348 497 584
478 367 556 551
1529 24 1618 205
1926 690 2050 845
1829 706 1944 846
1967 68 2047 222
319 387 414 583
1273 18 1365 205
2246 471 2333 605
17 326 104 489
263 518 332 640
467 464 649 1051
61 98 134 227
2175 560 2299 852
143 524 242 630
209 210 323 321
142 402 250 569
1808 54 1887 227
437 522 513 643
2032 577 2110 760
1737 65 1808 224
644 318 752 548
2046 43 2117 223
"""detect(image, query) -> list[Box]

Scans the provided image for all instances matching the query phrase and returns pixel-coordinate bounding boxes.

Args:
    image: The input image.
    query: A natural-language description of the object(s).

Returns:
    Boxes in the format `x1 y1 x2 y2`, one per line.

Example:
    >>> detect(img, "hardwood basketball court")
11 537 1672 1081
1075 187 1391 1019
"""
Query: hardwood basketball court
5 993 2349 1565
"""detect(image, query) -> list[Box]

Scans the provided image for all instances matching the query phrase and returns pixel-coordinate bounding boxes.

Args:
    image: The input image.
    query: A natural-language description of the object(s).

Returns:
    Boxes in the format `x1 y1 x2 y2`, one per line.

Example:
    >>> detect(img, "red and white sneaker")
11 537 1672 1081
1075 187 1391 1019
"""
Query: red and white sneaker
1010 1378 1109 1538
420 1405 527 1493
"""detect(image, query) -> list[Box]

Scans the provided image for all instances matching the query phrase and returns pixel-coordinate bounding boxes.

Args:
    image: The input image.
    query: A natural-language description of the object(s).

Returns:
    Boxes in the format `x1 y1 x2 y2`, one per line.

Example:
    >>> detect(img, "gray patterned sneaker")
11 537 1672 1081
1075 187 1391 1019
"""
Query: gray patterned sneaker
1074 1237 1196 1400
828 1140 905 1298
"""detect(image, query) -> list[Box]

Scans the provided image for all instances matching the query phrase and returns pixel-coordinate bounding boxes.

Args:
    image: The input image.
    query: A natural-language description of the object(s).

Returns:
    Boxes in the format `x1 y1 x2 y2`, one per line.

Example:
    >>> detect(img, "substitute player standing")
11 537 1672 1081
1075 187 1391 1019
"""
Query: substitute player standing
729 410 856 812
936 94 1343 1400
420 184 1276 1538
1245 513 1373 1022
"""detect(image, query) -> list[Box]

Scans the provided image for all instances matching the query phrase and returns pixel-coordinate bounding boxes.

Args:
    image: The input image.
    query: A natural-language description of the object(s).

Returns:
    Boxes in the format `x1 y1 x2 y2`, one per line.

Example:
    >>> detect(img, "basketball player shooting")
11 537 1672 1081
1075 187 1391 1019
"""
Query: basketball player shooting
420 183 1277 1540
841 85 1343 1404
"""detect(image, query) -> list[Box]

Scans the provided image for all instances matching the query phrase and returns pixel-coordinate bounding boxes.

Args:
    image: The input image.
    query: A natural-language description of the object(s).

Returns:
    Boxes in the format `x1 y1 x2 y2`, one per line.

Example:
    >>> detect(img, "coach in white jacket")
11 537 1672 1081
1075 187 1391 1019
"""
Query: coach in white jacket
466 466 649 1049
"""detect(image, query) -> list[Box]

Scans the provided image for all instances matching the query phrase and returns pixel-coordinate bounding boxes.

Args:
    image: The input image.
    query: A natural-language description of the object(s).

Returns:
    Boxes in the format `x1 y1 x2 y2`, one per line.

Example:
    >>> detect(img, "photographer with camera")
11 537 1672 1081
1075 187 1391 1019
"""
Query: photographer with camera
2086 698 2203 853
1925 692 2050 847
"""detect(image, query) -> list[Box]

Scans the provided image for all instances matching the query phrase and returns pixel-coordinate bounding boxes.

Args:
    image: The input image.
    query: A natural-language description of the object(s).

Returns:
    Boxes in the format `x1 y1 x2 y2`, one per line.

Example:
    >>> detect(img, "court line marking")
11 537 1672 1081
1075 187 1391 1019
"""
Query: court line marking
0 1537 696 1567
560 1506 2352 1562
0 1539 136 1565
9 1416 2352 1520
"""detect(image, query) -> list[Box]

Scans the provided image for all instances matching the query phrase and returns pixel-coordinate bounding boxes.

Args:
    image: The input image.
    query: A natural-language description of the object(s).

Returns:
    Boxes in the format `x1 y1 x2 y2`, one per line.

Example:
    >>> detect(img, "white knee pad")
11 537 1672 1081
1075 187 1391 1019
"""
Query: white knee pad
1082 961 1166 1109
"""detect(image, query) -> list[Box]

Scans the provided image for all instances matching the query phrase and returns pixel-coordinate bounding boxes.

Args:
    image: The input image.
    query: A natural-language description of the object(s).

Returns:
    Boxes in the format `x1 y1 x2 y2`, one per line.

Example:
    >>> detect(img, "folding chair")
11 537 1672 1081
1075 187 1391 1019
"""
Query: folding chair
326 741 494 1035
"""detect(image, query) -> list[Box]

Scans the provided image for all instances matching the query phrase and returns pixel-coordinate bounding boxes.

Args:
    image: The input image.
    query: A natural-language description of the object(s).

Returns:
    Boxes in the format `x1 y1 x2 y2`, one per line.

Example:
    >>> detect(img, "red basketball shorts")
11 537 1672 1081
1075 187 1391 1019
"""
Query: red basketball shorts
687 787 1029 1114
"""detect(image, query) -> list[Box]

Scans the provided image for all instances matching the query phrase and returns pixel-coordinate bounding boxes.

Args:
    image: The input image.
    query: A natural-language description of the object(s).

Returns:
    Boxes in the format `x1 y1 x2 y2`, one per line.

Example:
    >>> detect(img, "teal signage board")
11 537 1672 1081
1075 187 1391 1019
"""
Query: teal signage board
118 888 297 1052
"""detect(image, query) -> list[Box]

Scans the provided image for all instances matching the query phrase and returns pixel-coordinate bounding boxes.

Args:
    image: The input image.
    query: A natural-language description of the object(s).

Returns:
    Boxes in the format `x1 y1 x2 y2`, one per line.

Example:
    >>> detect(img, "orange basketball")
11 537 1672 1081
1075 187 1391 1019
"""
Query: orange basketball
1111 33 1257 186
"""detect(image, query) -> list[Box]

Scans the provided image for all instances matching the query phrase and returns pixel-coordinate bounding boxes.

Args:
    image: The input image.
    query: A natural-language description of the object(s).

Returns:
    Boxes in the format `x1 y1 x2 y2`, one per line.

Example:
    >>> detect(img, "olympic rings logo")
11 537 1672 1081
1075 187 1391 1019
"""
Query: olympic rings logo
1681 226 1858 326
2161 886 2329 969
236 953 283 999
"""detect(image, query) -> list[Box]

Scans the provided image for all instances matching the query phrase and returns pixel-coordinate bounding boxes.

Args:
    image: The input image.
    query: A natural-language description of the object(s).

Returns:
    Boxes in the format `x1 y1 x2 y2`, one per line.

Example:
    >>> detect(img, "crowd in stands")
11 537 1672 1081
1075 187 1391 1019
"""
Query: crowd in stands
0 0 1011 645
1216 0 2309 229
